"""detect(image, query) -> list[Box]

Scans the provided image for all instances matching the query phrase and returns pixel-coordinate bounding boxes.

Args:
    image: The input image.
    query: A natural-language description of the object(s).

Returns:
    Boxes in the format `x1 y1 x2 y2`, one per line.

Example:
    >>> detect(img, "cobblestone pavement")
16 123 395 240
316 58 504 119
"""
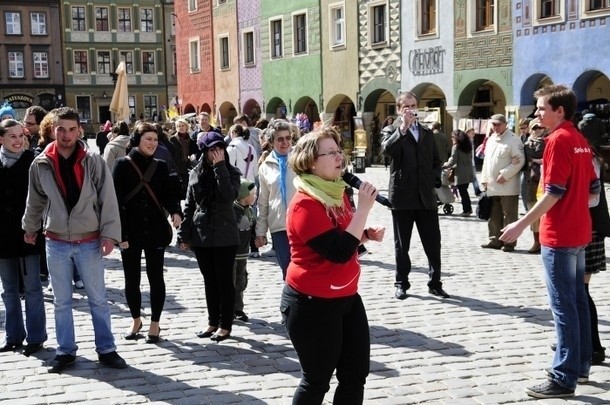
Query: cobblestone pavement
1 159 610 404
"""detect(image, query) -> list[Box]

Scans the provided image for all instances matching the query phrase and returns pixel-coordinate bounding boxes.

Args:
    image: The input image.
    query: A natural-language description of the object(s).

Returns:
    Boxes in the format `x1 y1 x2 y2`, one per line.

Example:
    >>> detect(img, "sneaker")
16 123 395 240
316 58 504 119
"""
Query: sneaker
234 311 249 322
249 252 261 258
525 380 574 399
48 354 76 373
98 351 127 369
261 249 276 258
74 280 84 289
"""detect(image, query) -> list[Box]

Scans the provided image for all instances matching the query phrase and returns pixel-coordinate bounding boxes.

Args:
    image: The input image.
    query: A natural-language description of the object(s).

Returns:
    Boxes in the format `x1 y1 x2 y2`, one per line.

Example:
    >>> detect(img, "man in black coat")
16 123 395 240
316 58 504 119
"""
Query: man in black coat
381 91 449 300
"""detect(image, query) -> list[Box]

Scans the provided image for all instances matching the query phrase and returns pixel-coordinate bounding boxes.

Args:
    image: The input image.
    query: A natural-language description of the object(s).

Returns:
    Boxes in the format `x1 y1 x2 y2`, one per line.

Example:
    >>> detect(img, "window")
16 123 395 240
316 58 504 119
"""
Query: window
330 5 345 47
128 96 136 118
144 95 157 118
74 51 88 74
220 36 229 69
172 49 177 75
120 51 134 74
142 51 155 74
118 8 132 32
76 96 91 121
476 0 494 31
140 8 154 32
33 52 49 78
188 0 197 12
31 13 47 35
371 4 387 45
95 7 109 31
72 6 86 31
97 51 111 74
589 0 610 10
540 0 559 18
189 38 200 72
243 31 255 65
421 0 436 35
271 19 283 58
8 52 24 78
5 12 22 35
293 13 307 54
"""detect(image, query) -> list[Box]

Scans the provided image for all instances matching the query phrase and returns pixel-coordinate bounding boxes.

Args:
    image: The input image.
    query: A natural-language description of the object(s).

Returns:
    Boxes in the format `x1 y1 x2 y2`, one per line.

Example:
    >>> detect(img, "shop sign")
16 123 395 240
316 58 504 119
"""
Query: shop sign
408 46 445 76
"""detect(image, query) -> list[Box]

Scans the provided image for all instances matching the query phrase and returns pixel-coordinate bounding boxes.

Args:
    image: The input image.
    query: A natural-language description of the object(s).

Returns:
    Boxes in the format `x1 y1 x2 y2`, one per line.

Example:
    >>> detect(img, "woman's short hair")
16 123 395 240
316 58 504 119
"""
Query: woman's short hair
174 118 190 131
266 119 291 143
289 127 342 175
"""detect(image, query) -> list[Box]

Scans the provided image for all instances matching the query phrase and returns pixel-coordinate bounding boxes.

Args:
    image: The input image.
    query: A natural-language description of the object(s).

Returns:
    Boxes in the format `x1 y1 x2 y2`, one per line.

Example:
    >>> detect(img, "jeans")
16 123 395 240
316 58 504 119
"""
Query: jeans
471 165 481 195
541 245 591 390
0 255 47 345
46 238 116 356
281 284 369 404
271 231 291 280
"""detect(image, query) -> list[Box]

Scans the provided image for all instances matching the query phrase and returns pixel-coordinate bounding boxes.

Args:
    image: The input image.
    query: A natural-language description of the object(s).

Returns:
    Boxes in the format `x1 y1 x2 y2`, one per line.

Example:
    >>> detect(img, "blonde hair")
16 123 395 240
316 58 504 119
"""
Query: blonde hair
174 118 190 131
289 127 342 175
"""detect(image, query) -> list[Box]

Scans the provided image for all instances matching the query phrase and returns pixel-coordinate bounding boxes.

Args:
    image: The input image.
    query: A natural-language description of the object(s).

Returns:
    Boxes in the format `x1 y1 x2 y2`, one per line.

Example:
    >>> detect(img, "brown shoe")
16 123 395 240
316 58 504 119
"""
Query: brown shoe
528 243 541 254
481 241 502 249
501 245 515 252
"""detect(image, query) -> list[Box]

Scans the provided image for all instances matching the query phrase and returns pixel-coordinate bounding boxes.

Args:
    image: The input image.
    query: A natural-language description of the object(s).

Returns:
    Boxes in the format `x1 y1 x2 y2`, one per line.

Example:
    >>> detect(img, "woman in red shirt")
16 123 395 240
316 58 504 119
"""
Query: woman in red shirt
282 128 385 404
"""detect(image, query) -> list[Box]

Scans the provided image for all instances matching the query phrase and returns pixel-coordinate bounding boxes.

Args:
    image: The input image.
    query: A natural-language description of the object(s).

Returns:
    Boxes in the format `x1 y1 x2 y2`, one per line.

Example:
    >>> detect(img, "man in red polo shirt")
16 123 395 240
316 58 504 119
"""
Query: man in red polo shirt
500 84 600 399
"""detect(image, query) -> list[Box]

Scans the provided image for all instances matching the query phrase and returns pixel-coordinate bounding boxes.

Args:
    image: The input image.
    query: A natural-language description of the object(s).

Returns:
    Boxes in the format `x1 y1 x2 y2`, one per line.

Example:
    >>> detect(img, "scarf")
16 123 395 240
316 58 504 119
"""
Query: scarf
272 150 289 208
0 146 22 168
294 173 349 218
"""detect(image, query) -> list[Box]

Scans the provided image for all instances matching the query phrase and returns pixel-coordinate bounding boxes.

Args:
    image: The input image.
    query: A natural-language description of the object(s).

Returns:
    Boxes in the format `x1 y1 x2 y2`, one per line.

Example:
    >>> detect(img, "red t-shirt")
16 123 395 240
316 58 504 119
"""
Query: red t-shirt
540 121 596 247
286 191 360 298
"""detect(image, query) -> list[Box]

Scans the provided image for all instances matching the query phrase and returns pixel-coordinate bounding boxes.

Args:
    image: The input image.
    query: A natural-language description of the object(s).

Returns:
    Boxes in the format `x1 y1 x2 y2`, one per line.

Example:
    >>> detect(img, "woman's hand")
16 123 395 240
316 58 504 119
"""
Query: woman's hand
179 242 190 251
365 226 385 242
211 148 225 165
356 181 378 212
119 241 129 249
171 213 182 228
254 235 267 248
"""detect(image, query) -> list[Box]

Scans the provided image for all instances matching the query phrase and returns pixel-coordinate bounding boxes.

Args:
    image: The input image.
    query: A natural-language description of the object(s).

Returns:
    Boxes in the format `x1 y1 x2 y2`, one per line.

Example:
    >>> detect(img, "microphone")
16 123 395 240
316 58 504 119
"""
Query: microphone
342 172 393 208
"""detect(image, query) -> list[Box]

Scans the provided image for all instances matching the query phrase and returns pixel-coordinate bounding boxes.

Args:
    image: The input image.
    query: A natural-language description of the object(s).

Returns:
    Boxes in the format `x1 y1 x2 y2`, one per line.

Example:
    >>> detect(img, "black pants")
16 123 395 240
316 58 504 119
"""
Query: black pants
392 209 442 290
193 246 237 331
281 284 370 405
121 246 166 322
456 183 472 213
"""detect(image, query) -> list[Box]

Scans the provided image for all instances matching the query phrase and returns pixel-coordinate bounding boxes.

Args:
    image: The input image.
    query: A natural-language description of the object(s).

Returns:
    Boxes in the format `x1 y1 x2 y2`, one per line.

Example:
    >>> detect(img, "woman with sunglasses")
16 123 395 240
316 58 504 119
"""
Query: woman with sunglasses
281 127 384 404
255 119 297 280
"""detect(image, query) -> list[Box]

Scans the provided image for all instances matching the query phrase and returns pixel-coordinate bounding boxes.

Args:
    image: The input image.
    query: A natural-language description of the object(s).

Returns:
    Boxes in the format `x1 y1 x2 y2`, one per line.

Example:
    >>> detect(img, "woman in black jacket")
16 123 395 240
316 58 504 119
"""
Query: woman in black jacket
0 119 47 355
178 132 241 342
112 122 182 344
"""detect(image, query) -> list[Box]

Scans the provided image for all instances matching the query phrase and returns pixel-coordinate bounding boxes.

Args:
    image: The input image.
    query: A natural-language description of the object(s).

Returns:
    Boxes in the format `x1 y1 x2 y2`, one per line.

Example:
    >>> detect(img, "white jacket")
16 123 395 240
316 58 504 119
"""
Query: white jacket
255 152 297 235
227 137 258 182
480 129 525 196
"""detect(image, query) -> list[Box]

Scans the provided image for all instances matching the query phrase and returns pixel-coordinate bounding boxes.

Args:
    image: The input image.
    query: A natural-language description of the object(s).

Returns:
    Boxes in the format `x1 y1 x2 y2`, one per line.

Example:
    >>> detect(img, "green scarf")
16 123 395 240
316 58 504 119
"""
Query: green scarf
294 173 348 208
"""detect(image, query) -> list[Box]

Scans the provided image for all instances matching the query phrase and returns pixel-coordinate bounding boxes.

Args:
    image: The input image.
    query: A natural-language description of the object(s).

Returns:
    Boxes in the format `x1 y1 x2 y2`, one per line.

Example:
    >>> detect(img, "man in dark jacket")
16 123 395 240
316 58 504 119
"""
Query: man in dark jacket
381 91 449 300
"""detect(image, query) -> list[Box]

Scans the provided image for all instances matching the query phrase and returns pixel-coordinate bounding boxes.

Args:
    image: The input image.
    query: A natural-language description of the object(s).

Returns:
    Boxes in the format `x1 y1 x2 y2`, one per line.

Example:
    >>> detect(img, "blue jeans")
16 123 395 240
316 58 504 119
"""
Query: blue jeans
271 231 291 280
541 245 591 390
46 239 116 356
0 255 47 345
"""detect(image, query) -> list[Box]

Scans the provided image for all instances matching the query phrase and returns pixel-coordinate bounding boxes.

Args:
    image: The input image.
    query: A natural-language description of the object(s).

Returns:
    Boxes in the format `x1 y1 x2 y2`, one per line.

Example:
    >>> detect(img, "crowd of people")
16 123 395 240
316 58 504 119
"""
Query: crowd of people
0 85 608 402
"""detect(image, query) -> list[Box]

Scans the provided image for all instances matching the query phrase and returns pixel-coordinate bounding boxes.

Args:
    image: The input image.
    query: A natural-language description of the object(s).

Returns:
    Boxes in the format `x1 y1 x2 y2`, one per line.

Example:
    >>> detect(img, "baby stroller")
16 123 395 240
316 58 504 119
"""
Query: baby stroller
436 167 455 215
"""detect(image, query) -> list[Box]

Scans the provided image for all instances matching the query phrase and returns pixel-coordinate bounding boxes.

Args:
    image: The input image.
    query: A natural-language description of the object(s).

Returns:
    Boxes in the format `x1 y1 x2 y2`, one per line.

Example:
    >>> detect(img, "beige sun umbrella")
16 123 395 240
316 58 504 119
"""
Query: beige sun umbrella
109 61 129 122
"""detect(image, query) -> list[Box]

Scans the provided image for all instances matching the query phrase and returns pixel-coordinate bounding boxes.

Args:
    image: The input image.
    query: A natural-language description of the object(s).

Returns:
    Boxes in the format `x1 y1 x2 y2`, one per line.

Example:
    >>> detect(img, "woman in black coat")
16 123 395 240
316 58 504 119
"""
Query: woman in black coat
178 132 241 342
112 122 182 344
0 119 47 355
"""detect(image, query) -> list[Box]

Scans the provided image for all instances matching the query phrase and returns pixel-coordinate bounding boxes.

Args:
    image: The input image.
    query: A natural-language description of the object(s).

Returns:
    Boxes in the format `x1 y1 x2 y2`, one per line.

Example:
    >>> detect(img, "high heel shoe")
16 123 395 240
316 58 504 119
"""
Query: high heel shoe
145 327 162 344
210 330 231 342
196 327 218 338
123 320 143 340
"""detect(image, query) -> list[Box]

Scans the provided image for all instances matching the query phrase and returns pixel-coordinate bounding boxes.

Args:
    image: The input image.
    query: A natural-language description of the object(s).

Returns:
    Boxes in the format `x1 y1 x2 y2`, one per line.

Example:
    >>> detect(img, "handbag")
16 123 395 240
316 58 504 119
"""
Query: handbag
476 192 492 221
124 157 173 246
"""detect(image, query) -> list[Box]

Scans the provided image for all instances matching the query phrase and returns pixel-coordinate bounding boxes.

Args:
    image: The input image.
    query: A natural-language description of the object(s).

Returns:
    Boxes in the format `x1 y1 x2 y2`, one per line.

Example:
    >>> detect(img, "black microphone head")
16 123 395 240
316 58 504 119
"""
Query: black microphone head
342 172 360 188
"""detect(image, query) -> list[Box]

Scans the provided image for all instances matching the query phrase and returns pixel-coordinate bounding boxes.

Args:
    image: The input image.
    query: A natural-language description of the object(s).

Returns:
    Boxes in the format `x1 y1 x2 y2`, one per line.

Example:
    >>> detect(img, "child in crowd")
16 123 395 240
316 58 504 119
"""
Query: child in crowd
233 179 257 322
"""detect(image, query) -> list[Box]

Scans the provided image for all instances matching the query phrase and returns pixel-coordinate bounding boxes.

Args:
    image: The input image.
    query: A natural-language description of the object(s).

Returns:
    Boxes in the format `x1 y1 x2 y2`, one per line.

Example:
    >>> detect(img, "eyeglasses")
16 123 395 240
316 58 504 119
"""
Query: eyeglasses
317 150 344 158
275 135 292 143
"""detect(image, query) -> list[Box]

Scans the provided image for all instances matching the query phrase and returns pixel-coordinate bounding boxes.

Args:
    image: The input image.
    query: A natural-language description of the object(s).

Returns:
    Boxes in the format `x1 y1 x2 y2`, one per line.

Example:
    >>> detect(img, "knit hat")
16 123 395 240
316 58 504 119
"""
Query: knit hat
0 102 16 119
198 131 226 151
237 178 255 199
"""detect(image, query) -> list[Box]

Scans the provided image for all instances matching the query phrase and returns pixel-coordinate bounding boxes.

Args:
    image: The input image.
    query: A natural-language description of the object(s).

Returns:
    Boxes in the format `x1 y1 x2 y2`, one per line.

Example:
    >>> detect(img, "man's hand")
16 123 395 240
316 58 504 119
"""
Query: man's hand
101 238 115 256
499 221 526 244
24 232 38 245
